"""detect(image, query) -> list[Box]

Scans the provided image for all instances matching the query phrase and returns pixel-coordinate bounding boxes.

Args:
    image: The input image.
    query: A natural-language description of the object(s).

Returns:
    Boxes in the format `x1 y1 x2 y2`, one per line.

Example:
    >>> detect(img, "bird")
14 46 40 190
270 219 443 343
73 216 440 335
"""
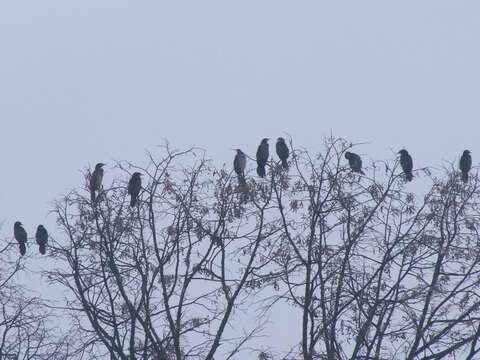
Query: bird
233 149 247 185
128 172 142 207
256 138 269 177
90 163 105 202
35 225 48 255
459 150 472 183
398 149 413 181
276 137 289 169
344 151 365 175
14 221 27 256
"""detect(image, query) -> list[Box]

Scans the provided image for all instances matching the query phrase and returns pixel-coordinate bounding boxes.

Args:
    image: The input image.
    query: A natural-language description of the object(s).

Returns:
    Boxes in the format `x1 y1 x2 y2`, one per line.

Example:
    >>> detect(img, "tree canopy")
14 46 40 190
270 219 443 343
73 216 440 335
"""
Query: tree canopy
3 137 480 360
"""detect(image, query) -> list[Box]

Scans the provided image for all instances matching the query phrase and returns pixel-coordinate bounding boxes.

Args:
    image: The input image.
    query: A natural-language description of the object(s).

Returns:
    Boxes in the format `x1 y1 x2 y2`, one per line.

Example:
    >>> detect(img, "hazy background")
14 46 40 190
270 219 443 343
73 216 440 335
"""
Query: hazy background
0 0 478 352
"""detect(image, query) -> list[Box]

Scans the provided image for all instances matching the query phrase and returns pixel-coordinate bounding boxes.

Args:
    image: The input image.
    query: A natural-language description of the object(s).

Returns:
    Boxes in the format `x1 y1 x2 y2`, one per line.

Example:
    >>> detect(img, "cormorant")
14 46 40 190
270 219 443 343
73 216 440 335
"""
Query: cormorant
398 149 413 182
345 151 365 175
90 163 105 202
128 172 142 207
14 221 27 256
233 149 247 185
460 150 472 183
256 138 269 178
35 225 48 255
276 137 289 169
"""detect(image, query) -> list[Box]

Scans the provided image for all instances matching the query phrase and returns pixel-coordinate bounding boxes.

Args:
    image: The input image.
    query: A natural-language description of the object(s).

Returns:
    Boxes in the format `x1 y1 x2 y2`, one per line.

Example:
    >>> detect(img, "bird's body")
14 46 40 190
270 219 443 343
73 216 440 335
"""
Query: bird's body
128 172 142 207
345 151 365 175
14 221 27 256
460 150 472 183
399 149 413 182
233 149 247 185
276 137 289 169
35 225 48 255
90 163 105 202
256 138 269 177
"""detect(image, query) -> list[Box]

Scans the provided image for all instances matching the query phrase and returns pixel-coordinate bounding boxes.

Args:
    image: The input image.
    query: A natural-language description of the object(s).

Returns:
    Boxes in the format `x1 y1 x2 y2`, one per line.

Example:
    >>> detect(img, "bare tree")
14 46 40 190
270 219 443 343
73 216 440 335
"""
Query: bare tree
47 146 272 360
45 138 480 360
263 136 480 360
0 237 71 360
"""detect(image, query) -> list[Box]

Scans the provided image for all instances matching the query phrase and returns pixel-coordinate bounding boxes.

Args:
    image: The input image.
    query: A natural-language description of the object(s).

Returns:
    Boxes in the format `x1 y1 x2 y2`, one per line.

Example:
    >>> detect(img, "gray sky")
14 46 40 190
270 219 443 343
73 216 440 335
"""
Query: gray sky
1 1 479 230
1 0 479 352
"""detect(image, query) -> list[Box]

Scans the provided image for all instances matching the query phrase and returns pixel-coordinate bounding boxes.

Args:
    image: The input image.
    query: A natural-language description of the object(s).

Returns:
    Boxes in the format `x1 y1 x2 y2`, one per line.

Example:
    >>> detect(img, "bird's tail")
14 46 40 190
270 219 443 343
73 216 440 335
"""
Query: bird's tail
19 243 26 256
90 189 96 203
39 244 46 255
462 172 469 183
237 173 246 185
405 172 413 182
130 196 137 207
257 165 265 178
281 159 288 169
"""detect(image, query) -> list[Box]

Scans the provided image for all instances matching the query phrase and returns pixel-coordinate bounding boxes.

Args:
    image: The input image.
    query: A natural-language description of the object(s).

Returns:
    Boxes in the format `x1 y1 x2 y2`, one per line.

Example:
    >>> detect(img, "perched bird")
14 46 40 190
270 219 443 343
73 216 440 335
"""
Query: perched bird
276 137 289 169
233 149 247 185
459 150 472 183
128 172 142 207
398 149 413 182
90 163 106 202
256 138 269 177
14 221 27 256
35 225 48 255
345 151 365 175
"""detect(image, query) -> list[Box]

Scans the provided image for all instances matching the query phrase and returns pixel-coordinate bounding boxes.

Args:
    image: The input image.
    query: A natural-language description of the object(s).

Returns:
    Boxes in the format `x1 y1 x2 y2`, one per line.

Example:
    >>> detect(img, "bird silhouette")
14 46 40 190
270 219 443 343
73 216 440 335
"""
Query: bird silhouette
398 149 413 181
256 138 269 177
234 149 247 185
459 150 472 183
14 221 27 256
90 163 105 202
35 225 48 255
276 137 289 169
128 172 142 207
345 151 365 175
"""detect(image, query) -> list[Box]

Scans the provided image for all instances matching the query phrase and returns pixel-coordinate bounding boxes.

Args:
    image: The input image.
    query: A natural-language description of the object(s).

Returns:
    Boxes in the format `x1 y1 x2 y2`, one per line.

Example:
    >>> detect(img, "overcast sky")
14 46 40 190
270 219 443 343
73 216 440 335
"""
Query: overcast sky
1 1 479 351
1 1 479 231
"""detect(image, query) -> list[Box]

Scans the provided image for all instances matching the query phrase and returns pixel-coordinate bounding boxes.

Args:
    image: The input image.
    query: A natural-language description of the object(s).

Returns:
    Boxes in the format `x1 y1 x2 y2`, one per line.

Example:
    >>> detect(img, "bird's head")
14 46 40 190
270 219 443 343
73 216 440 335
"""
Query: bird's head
14 221 22 227
95 163 106 169
463 150 471 155
236 149 244 155
277 137 285 143
261 138 269 144
398 149 408 155
133 172 143 177
344 152 352 159
37 225 45 230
